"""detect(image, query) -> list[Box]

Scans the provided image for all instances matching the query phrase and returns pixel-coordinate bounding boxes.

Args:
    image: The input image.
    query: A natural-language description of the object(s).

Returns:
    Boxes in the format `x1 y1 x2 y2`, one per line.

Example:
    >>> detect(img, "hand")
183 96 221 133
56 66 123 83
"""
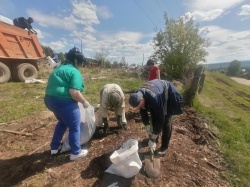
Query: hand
148 139 156 151
83 101 89 108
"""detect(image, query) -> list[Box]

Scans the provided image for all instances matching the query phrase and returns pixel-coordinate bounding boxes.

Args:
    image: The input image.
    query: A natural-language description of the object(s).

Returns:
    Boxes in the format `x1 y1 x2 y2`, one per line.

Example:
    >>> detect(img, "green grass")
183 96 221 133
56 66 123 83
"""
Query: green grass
0 82 47 123
193 71 250 187
0 67 143 123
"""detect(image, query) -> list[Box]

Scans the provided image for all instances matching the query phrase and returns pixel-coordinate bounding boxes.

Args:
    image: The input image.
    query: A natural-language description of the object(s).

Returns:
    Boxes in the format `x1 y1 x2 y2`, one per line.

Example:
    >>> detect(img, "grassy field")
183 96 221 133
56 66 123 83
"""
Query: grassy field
0 66 249 186
193 71 250 187
0 66 143 123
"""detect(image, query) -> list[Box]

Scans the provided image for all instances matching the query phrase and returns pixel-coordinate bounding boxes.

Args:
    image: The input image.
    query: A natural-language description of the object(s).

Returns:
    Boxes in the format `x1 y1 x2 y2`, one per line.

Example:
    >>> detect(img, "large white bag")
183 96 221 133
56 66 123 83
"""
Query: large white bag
60 103 96 153
105 139 142 178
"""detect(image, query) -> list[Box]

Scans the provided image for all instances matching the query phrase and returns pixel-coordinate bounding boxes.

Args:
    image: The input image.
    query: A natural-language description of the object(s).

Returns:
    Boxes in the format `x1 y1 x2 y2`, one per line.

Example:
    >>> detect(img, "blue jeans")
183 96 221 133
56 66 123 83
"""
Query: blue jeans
44 96 81 155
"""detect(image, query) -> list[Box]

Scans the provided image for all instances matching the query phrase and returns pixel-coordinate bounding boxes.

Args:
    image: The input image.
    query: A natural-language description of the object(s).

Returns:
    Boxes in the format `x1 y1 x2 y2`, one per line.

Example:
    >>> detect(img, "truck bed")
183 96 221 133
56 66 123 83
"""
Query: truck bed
0 21 45 60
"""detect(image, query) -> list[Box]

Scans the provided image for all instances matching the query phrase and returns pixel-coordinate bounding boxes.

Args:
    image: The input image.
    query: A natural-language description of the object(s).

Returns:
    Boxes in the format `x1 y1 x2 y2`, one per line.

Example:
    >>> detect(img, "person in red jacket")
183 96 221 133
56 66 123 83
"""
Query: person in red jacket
146 59 160 80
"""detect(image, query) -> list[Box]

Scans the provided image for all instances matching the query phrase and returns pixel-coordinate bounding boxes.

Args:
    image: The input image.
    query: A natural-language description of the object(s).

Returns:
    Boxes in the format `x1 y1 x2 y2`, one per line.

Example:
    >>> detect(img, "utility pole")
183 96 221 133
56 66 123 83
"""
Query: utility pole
81 39 82 53
142 52 144 66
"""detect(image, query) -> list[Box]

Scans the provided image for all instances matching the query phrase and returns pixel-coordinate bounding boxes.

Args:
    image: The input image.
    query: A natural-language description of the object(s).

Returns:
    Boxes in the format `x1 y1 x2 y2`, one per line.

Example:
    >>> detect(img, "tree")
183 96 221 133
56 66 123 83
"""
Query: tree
120 56 127 67
152 13 211 80
58 52 66 62
93 47 109 67
227 60 241 76
41 45 53 57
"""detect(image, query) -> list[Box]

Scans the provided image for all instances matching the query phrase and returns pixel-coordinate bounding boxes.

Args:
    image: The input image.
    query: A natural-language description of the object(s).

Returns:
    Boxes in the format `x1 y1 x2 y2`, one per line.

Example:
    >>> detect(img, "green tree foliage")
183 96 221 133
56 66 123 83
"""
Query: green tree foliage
41 45 66 62
152 13 211 80
41 45 52 57
227 60 241 76
58 52 66 62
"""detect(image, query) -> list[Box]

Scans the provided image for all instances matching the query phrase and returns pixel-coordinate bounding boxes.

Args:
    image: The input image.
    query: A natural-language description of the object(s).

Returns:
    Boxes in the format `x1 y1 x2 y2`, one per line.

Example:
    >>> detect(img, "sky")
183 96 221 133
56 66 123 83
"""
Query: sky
0 0 250 65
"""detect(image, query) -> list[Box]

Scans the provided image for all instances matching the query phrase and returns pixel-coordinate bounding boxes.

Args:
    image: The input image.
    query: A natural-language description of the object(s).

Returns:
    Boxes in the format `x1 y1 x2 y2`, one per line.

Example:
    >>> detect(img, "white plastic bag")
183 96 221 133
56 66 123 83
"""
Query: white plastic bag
60 103 96 153
105 139 142 178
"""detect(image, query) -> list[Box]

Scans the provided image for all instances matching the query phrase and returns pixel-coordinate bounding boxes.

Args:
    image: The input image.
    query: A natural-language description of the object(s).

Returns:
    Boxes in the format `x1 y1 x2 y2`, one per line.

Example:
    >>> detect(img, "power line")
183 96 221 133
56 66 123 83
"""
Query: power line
144 0 163 25
132 0 158 28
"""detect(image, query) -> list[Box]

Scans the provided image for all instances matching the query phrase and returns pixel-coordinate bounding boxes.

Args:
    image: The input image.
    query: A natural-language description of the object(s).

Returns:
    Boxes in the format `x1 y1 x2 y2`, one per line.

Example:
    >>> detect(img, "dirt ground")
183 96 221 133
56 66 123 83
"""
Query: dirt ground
0 95 229 187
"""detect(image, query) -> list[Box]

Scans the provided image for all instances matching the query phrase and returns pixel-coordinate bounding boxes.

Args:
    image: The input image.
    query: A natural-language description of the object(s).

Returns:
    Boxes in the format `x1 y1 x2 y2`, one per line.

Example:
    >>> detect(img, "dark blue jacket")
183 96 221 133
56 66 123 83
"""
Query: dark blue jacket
138 80 183 135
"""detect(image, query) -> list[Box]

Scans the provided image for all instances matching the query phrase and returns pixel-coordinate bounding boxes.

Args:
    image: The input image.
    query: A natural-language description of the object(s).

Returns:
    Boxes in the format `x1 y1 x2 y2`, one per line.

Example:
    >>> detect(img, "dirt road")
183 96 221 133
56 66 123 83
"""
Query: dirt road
231 77 250 86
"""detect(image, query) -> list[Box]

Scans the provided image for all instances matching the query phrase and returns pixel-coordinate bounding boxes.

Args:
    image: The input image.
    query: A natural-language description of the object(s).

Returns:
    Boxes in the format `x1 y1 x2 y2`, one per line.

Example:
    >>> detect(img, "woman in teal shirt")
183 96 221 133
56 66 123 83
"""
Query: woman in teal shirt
44 47 89 161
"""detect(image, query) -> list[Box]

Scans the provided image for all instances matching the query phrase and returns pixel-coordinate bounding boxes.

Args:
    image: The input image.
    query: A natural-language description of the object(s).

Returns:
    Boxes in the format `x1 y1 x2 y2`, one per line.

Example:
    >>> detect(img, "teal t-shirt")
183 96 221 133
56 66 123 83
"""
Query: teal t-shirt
45 63 84 100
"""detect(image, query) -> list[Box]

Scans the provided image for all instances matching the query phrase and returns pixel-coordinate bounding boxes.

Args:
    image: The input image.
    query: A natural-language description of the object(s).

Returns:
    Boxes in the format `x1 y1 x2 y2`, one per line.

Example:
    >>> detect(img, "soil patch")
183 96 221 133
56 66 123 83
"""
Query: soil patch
0 95 229 187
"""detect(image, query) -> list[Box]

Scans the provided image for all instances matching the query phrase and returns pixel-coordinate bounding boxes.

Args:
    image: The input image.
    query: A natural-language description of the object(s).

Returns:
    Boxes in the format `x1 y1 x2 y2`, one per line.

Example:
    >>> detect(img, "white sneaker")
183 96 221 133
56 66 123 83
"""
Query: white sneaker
70 149 88 161
51 144 62 155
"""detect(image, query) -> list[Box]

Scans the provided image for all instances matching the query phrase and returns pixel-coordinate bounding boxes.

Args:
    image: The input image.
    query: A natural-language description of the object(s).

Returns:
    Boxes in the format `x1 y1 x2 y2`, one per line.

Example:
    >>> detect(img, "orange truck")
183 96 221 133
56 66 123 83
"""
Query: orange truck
0 21 45 83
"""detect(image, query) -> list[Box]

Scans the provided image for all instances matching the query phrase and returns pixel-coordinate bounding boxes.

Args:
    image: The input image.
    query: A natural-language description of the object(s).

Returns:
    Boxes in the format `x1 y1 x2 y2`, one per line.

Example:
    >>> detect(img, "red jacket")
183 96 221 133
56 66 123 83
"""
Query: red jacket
148 66 159 80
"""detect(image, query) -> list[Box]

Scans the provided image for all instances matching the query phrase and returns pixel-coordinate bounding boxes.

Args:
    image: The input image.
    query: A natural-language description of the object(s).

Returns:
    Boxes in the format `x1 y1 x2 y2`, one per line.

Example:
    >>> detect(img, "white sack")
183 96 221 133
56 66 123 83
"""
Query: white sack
105 139 142 178
60 103 96 153
0 15 13 25
46 56 59 68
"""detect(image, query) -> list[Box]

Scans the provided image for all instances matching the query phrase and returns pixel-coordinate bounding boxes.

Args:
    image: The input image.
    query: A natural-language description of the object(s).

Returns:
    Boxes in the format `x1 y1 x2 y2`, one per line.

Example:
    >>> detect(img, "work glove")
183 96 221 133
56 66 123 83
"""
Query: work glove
117 115 128 130
102 118 110 133
148 139 156 151
83 101 89 108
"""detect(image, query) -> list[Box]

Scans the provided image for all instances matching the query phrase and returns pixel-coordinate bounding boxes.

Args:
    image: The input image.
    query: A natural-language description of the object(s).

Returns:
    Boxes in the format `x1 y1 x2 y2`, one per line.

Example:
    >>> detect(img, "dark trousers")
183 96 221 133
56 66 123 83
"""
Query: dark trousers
161 115 173 149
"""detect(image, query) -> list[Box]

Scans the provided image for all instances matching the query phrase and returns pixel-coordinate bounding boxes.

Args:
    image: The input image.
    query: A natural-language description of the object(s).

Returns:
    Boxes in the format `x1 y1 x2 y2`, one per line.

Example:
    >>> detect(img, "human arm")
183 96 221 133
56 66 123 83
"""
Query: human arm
156 68 160 79
69 89 89 107
68 69 89 107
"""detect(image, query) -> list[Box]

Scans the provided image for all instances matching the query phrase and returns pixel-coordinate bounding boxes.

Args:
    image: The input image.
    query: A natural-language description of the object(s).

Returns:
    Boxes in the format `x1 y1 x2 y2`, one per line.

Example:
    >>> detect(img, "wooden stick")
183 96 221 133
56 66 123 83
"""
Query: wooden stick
0 129 33 136
29 142 49 155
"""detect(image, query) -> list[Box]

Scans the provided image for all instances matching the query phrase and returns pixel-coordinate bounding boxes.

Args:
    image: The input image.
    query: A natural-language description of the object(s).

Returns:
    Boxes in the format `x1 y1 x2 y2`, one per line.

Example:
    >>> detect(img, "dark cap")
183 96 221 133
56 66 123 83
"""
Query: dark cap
146 59 155 66
129 91 143 107
28 17 34 23
66 47 84 66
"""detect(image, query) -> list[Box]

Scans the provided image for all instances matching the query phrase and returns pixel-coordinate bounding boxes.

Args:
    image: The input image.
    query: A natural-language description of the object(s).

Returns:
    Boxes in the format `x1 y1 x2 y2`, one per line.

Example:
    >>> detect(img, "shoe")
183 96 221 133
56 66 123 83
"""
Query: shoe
51 144 62 155
118 123 127 130
121 123 128 130
155 147 168 156
70 149 88 161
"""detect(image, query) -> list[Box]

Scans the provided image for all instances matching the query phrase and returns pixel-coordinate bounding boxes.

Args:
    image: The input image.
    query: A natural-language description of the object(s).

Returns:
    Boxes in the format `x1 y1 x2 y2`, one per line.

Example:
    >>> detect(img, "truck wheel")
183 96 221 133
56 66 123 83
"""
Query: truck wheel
15 63 38 82
0 62 11 83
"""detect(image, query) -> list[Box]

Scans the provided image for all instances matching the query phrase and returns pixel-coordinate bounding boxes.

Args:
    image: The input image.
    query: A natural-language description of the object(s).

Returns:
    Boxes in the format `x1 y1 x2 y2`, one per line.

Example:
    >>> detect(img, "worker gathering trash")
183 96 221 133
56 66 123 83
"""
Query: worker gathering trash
13 16 37 34
44 48 183 178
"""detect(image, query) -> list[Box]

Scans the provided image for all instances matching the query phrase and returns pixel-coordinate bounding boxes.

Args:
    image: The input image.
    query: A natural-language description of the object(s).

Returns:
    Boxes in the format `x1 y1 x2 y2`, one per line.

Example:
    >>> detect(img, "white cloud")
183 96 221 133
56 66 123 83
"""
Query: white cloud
27 9 78 31
184 0 245 11
97 6 113 19
42 39 69 51
98 31 144 43
34 29 44 39
238 4 250 15
71 0 99 26
204 26 250 63
184 9 224 21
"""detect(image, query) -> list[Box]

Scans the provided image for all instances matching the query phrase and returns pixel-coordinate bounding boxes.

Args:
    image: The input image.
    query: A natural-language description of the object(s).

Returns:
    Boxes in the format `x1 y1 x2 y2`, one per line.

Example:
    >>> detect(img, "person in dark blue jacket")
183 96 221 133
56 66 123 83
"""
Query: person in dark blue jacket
13 17 34 32
129 79 183 156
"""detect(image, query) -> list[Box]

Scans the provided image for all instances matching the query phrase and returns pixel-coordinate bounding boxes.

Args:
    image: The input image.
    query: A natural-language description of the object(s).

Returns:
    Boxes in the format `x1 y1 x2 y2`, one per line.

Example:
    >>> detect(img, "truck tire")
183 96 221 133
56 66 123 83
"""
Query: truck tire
0 62 11 83
14 63 38 82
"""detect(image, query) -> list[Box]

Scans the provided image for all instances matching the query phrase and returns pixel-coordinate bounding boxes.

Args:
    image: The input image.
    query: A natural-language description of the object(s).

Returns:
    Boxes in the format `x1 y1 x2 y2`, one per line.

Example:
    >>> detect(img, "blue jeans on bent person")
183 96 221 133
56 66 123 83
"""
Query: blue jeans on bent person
44 96 81 155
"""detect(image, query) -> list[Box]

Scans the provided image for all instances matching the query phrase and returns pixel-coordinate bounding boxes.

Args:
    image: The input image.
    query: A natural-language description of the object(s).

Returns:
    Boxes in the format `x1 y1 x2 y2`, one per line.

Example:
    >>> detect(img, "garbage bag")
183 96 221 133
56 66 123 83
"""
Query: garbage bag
105 139 142 178
60 103 96 153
